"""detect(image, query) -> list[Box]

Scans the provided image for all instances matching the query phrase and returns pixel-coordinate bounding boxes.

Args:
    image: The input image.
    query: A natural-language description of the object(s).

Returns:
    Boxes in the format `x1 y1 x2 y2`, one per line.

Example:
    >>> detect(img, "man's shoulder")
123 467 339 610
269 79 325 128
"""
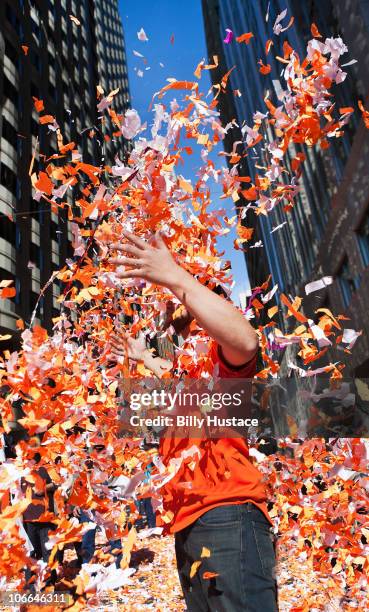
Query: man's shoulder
212 342 257 378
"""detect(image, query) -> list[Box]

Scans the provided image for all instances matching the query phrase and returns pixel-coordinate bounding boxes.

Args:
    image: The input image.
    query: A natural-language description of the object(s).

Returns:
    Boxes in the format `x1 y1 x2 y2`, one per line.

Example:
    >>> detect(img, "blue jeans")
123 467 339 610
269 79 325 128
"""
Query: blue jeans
109 539 122 568
142 497 156 528
75 510 96 564
136 498 156 528
175 502 278 612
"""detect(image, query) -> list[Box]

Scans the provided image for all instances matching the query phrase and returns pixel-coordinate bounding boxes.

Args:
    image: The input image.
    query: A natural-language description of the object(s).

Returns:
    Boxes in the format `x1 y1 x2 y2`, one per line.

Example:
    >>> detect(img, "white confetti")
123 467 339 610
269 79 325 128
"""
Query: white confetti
137 27 149 42
305 276 333 295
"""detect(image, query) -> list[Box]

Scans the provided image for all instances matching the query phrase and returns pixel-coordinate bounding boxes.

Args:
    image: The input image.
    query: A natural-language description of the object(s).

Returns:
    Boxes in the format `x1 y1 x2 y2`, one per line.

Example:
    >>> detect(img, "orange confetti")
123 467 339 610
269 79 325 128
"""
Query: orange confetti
39 114 55 125
236 224 254 242
157 80 198 99
33 97 45 113
0 287 16 299
34 171 54 195
236 32 254 44
203 571 219 579
358 100 369 128
265 39 274 55
190 560 202 578
69 14 81 26
258 60 272 74
311 23 322 38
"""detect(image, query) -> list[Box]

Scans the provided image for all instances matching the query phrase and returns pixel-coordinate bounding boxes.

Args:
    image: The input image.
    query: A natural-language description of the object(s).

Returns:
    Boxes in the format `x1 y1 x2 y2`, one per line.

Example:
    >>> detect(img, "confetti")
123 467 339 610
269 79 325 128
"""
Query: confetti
223 28 233 44
137 27 149 42
258 60 272 74
0 23 367 610
236 32 254 44
69 14 81 26
305 276 333 295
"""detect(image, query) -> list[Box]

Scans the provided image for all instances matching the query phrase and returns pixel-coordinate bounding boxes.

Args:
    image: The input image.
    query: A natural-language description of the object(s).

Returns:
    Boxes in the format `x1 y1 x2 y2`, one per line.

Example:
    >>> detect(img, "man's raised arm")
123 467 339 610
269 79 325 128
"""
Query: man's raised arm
109 230 258 367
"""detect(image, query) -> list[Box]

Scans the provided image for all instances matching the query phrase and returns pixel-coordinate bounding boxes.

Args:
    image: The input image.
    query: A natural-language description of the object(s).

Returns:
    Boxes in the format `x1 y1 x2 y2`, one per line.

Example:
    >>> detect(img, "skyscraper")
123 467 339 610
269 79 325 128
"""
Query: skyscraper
202 0 369 374
0 0 130 350
94 0 130 162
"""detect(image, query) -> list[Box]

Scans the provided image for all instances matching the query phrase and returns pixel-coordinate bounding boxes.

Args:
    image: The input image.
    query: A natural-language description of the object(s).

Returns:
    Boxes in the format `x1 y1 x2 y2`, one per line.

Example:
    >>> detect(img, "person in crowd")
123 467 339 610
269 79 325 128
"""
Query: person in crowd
66 456 97 567
107 230 278 612
138 459 156 529
21 438 59 588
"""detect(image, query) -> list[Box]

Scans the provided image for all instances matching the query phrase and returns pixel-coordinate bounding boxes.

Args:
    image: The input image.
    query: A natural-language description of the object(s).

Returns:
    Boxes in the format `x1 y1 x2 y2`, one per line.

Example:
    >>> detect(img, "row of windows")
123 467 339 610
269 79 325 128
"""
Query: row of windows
337 256 361 309
2 117 18 149
336 207 369 307
6 3 23 38
5 39 19 68
0 162 18 197
358 209 369 266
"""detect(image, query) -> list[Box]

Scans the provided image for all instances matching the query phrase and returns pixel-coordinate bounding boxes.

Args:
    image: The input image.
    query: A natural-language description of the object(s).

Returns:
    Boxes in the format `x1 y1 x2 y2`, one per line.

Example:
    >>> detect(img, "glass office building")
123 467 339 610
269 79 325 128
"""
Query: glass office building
0 0 131 348
202 0 369 373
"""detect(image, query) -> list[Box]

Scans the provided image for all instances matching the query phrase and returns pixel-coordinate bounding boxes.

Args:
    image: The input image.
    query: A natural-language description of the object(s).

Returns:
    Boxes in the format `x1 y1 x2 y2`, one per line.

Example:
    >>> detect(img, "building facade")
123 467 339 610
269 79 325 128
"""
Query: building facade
0 0 130 350
94 0 130 162
202 0 369 375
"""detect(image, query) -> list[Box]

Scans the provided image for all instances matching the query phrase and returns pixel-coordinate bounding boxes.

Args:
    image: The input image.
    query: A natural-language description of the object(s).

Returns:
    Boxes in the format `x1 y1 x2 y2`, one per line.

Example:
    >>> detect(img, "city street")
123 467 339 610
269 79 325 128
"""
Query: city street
1 0 369 609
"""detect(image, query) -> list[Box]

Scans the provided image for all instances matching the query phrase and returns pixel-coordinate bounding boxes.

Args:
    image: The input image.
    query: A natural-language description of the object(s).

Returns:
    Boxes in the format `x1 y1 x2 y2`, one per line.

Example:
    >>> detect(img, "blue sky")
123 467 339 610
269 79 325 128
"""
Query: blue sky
118 0 251 301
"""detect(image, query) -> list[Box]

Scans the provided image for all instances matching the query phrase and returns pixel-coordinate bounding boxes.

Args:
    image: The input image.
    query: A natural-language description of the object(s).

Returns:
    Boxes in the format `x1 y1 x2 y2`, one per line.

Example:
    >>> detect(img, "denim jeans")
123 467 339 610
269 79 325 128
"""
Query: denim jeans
142 497 156 528
108 538 123 568
24 522 58 587
136 497 156 529
175 502 278 612
74 510 96 565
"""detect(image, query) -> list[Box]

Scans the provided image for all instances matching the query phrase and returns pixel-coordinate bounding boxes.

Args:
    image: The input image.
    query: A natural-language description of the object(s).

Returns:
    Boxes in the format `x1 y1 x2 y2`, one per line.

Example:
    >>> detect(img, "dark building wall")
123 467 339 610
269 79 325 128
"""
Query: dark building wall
201 0 270 295
94 0 130 162
0 0 131 350
292 0 369 375
202 0 369 373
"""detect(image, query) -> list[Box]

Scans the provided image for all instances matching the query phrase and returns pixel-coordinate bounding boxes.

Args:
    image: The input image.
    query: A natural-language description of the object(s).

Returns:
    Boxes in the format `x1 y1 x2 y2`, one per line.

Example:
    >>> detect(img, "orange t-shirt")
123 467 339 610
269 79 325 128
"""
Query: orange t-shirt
158 342 271 533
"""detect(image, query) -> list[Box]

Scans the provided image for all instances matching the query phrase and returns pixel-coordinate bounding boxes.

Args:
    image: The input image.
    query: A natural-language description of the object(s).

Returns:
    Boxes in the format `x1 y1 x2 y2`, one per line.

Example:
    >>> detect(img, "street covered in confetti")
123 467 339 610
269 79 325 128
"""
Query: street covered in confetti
1 1 369 610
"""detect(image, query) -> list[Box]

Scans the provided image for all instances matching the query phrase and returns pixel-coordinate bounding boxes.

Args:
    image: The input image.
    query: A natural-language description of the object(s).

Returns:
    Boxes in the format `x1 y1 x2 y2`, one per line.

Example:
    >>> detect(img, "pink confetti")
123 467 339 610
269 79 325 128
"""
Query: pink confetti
223 29 233 44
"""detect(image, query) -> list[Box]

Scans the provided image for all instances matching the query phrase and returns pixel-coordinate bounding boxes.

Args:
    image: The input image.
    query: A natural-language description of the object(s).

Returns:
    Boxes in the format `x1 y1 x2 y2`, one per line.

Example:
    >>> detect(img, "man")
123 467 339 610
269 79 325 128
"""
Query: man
66 456 97 567
108 229 278 611
21 438 59 587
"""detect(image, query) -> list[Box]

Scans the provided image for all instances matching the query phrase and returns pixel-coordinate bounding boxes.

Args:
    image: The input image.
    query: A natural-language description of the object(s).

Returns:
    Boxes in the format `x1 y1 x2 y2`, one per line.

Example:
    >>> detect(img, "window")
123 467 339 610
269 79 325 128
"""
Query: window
3 74 19 106
2 117 18 149
359 0 369 31
31 83 40 100
5 39 18 66
29 243 40 265
48 52 56 70
48 83 57 102
337 256 360 308
15 225 21 249
31 118 40 137
15 278 21 304
0 162 17 195
30 291 39 312
0 216 15 243
6 4 21 35
16 179 21 200
31 18 41 45
30 50 41 72
357 208 369 267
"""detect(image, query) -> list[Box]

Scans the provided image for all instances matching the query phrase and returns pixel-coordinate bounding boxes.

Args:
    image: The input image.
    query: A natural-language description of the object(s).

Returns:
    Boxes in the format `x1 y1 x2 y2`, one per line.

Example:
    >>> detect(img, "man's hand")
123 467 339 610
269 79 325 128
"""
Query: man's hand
108 328 173 377
108 229 259 367
108 330 147 362
109 229 181 288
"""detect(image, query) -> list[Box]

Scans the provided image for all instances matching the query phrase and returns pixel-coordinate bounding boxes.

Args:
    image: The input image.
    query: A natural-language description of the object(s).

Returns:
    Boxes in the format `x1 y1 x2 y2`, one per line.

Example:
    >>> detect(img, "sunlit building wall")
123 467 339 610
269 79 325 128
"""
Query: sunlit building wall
0 0 130 349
